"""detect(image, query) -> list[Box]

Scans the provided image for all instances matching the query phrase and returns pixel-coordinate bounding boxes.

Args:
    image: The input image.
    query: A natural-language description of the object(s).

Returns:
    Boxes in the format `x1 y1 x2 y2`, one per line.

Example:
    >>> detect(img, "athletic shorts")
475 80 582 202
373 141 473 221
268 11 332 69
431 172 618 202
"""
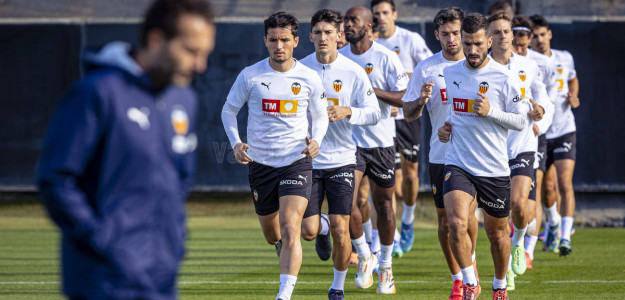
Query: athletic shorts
395 119 421 164
509 151 535 178
248 157 312 216
528 170 537 201
443 165 511 218
535 134 548 172
429 163 445 209
546 131 576 169
355 146 396 188
303 164 355 218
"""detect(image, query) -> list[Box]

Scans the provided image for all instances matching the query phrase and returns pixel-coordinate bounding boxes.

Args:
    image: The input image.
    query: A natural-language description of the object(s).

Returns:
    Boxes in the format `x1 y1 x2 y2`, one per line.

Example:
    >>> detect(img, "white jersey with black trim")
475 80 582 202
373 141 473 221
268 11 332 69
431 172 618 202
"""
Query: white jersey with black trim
224 58 327 168
339 42 409 148
503 53 551 159
443 58 528 177
402 51 463 164
546 49 577 139
377 26 433 120
300 53 380 169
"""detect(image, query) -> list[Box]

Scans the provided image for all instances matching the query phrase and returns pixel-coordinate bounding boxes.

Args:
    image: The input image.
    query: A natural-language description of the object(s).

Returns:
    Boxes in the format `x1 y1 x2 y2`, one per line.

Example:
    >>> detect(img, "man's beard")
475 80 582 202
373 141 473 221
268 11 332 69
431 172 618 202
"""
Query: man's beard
345 28 367 44
443 44 461 57
466 51 487 69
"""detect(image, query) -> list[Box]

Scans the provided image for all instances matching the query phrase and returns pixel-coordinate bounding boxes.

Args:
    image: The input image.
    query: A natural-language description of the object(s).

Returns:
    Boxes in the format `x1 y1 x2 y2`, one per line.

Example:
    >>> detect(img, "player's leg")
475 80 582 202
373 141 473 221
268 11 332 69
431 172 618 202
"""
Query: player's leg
249 162 282 255
554 158 575 256
396 119 421 254
543 164 560 252
276 194 308 300
349 166 376 289
509 175 532 275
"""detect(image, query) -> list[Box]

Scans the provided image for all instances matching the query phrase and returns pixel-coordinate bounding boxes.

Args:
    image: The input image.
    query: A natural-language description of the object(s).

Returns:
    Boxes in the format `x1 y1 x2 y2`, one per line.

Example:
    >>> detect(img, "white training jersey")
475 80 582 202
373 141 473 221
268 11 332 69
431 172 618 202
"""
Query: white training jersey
443 58 527 177
525 49 557 135
403 51 463 164
339 42 409 148
300 53 380 169
377 26 433 120
546 49 577 139
224 58 327 167
502 53 551 159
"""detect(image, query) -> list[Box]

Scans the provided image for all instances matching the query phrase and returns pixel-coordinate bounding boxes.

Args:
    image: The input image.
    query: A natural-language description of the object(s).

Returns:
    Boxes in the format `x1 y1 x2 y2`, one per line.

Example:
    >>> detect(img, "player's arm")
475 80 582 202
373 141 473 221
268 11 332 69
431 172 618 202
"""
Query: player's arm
475 79 527 131
375 53 410 107
567 76 580 108
37 80 111 258
221 71 252 164
343 73 381 126
402 63 431 122
302 84 329 159
530 74 554 135
373 88 405 107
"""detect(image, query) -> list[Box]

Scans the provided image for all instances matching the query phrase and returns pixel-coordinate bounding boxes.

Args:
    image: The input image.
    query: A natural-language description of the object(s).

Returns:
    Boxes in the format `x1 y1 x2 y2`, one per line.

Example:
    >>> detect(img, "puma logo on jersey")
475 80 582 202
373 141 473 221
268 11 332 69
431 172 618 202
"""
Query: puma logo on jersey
127 107 150 130
345 178 352 187
438 74 444 78
453 81 461 89
261 82 271 90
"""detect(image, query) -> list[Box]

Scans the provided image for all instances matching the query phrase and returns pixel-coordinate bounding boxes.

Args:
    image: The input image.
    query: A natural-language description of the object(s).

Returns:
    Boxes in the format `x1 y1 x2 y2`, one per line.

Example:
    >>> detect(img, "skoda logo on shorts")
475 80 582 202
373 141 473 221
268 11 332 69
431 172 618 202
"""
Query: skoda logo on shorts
253 190 259 201
444 171 452 181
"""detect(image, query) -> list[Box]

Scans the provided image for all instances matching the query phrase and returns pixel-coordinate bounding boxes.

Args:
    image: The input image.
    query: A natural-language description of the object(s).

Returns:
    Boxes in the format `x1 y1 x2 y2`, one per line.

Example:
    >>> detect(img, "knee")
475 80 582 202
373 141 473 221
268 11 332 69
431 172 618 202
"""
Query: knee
330 222 349 243
438 218 450 238
265 236 280 245
510 198 525 214
301 230 317 241
373 200 392 216
558 179 573 194
486 227 508 245
447 217 467 238
281 224 300 244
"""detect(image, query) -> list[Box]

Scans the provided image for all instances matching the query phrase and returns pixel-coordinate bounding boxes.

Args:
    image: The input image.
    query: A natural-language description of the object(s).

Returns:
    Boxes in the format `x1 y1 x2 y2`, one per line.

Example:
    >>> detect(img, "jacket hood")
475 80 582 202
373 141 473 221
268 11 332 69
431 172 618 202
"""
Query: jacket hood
83 41 144 77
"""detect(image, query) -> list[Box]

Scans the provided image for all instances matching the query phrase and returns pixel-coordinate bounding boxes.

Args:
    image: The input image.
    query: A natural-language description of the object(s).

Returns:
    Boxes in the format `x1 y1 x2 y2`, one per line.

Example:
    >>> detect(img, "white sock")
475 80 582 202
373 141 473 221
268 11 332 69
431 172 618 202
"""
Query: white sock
526 218 537 236
471 251 476 263
493 275 507 290
362 219 372 244
525 235 538 259
330 268 347 291
276 274 297 300
401 203 416 225
371 230 381 254
319 215 329 236
351 235 371 258
451 272 463 282
379 244 393 268
461 265 477 286
546 203 561 225
394 227 400 243
511 224 527 247
561 216 574 240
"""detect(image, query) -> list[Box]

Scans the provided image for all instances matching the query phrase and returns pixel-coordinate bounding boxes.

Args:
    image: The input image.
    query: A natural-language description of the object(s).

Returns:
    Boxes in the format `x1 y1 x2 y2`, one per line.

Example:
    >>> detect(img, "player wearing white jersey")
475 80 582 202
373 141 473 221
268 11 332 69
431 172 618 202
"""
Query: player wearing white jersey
531 14 580 257
372 0 433 256
403 7 483 300
437 13 527 300
340 6 408 295
299 9 381 300
489 12 553 291
221 13 329 300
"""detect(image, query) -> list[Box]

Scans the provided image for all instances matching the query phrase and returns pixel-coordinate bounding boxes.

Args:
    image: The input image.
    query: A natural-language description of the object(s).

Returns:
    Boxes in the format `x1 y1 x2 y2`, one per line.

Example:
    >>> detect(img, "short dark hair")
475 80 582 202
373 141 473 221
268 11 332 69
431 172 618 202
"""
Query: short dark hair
372 16 380 33
370 0 395 11
487 11 512 24
462 13 490 36
265 11 299 37
140 0 214 47
311 9 342 31
530 14 550 29
487 1 514 19
433 7 464 30
512 15 534 37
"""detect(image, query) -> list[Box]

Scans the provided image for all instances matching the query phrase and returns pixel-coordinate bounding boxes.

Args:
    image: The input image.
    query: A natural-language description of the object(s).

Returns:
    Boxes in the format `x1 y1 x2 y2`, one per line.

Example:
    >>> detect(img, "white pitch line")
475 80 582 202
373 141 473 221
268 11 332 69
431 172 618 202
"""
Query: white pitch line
1 280 624 285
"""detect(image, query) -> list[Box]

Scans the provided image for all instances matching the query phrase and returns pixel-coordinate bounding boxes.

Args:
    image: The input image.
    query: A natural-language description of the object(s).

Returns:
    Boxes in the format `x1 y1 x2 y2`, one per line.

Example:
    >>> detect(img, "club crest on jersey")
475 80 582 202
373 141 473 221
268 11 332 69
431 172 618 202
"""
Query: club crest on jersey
291 82 301 95
333 79 343 92
432 184 437 195
478 81 489 94
556 64 563 74
253 190 259 201
518 70 526 82
365 63 374 74
171 107 189 136
445 171 452 181
393 46 400 54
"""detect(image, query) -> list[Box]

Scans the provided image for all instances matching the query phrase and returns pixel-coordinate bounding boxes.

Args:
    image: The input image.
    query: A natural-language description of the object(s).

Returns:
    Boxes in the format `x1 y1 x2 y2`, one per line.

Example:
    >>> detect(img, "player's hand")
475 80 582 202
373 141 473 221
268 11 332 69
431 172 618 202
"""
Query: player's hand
473 92 490 117
566 92 580 109
438 121 452 143
234 143 253 165
390 106 399 117
327 105 351 122
532 123 540 136
301 137 319 159
528 99 544 121
419 81 434 105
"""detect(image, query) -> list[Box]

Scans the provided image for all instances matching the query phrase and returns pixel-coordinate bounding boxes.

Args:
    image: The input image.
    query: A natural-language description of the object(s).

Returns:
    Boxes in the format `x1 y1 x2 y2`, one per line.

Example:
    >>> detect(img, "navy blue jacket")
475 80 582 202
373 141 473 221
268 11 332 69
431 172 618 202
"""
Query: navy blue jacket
37 43 198 299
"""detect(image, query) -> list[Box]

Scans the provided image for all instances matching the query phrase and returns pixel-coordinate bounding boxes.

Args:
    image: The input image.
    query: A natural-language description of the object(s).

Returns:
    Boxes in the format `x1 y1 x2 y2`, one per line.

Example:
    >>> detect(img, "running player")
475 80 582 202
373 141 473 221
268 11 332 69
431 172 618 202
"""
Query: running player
221 12 329 300
438 13 527 300
403 7 483 299
530 14 580 256
300 9 381 300
488 12 553 291
372 0 433 256
341 5 409 294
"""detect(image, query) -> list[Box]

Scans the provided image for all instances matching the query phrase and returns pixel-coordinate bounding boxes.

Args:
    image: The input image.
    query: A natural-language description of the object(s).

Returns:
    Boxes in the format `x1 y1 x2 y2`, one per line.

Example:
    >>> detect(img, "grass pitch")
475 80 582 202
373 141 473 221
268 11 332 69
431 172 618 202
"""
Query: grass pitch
0 195 624 299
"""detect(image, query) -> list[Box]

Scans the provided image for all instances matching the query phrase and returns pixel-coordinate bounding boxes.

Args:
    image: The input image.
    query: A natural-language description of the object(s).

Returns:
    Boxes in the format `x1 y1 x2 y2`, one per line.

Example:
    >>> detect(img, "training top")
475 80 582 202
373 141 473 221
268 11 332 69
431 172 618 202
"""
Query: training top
223 58 328 168
545 49 577 139
377 26 433 120
340 42 409 148
403 51 463 164
443 58 527 177
525 49 557 135
300 53 381 169
502 53 551 159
